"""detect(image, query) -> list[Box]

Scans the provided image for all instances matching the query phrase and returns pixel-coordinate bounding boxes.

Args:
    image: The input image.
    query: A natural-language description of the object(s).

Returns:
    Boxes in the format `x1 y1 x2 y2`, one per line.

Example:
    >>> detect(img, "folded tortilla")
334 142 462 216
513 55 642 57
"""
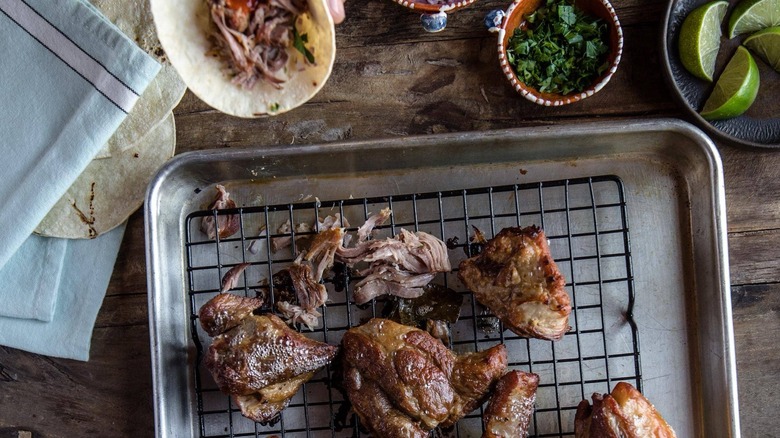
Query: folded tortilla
150 0 336 118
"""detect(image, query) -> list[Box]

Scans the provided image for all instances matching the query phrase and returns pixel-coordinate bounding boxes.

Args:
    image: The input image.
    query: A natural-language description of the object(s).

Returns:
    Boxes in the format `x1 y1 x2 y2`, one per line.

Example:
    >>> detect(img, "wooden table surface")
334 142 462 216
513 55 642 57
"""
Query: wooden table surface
1 0 778 437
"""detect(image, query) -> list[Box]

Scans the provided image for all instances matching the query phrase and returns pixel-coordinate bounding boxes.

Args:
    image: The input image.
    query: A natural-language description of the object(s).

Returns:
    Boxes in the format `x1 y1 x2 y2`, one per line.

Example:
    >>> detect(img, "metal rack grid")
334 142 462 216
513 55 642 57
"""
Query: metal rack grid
184 175 641 438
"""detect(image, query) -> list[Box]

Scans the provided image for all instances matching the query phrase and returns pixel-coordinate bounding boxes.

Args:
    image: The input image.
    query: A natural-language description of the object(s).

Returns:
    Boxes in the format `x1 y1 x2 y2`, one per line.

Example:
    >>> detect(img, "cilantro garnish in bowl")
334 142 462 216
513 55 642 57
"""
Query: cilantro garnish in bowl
506 0 610 95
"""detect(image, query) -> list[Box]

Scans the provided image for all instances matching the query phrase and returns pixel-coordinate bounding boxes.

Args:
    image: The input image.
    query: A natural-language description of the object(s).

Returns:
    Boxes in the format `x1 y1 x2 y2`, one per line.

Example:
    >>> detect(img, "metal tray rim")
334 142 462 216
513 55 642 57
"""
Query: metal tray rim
145 118 737 437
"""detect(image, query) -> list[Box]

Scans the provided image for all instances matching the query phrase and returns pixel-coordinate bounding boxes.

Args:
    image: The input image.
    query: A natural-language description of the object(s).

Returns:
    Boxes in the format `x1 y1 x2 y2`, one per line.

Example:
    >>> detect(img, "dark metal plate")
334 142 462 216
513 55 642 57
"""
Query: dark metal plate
662 0 780 148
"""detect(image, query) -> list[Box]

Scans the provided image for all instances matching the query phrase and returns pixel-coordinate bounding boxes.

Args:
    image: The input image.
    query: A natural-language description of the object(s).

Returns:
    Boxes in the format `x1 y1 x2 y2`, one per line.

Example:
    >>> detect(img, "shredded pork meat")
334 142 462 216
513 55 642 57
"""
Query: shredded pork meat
209 0 309 89
273 254 328 330
336 209 452 305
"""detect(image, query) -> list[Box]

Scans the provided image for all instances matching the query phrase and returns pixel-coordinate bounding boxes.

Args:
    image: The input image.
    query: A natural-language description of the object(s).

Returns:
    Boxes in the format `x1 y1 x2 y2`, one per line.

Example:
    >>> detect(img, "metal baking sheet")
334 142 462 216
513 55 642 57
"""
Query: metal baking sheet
145 118 738 437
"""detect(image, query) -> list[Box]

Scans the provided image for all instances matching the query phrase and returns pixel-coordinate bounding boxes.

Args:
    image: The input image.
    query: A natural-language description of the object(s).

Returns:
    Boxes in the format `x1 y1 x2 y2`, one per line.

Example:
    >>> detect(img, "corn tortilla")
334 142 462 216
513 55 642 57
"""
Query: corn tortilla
34 113 176 239
90 0 186 153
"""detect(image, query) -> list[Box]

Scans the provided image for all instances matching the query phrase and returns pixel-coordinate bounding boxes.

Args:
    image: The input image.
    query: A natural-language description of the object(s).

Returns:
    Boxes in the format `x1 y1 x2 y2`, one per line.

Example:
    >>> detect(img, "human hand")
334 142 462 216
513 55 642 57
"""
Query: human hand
326 0 345 24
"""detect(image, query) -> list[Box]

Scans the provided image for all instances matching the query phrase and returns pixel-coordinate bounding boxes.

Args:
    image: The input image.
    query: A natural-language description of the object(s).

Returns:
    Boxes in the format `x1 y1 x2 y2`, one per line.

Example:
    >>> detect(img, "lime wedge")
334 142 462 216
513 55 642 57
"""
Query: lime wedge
701 46 760 120
744 26 780 71
728 0 780 38
679 1 729 82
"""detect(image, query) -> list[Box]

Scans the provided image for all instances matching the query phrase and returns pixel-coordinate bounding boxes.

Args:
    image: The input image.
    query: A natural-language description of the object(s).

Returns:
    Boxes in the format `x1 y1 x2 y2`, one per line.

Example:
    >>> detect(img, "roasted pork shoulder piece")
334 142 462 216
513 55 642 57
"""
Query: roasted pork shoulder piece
342 318 507 435
458 226 571 341
199 293 338 423
575 382 677 438
482 371 539 438
206 312 337 396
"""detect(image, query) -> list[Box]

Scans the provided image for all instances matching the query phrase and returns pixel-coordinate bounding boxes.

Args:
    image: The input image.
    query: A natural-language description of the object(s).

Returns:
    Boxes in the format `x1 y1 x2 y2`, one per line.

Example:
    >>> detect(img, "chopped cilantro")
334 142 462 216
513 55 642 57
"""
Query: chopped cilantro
269 102 279 112
292 25 315 64
506 0 610 95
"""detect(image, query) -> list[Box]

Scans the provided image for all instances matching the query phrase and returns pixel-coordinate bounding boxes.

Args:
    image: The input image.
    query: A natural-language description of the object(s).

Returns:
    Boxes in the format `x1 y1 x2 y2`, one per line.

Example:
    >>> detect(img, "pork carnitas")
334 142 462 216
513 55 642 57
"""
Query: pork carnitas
200 184 240 240
260 214 349 329
342 318 507 436
271 255 329 330
458 226 571 341
336 209 452 304
575 382 677 438
208 0 309 89
482 370 539 438
199 293 338 423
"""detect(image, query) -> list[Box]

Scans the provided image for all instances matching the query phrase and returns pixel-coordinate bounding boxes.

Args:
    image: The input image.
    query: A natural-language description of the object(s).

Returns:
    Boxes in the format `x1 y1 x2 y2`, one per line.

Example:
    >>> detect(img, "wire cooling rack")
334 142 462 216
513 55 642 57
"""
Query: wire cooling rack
184 175 641 438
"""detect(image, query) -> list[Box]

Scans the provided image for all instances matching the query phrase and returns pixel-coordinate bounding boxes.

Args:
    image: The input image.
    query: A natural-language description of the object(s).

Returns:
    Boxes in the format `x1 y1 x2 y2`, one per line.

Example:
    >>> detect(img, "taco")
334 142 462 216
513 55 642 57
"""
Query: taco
151 0 336 117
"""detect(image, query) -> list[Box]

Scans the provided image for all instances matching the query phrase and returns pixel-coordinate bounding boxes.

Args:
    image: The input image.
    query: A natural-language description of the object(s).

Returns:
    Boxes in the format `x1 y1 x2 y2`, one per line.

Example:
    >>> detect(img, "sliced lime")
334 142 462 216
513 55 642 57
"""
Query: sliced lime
701 46 760 120
744 26 780 71
728 0 780 38
679 1 729 82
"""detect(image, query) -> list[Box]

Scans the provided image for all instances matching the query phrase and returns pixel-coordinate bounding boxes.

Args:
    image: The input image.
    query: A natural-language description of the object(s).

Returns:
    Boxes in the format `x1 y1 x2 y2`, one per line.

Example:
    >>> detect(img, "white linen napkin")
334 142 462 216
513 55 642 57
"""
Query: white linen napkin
0 0 159 359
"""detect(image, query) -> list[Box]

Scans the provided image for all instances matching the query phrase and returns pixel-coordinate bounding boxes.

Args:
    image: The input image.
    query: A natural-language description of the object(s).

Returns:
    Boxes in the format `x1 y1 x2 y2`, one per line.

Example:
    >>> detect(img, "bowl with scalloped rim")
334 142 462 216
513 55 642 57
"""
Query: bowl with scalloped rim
491 0 623 106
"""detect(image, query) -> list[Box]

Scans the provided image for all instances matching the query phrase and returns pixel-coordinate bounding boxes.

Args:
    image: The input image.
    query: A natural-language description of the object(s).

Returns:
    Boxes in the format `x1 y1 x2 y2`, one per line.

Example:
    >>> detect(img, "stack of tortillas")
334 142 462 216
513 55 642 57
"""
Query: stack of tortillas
34 0 186 239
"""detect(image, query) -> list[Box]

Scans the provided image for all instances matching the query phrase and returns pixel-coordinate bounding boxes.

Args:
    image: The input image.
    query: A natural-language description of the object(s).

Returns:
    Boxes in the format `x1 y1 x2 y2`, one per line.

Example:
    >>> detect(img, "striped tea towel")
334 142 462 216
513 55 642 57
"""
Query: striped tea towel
0 0 159 359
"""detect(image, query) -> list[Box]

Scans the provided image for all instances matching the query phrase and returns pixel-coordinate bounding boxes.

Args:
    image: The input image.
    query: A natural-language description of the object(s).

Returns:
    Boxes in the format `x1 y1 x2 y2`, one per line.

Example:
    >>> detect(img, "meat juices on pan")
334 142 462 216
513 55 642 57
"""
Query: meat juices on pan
482 370 540 438
342 318 507 436
458 226 572 341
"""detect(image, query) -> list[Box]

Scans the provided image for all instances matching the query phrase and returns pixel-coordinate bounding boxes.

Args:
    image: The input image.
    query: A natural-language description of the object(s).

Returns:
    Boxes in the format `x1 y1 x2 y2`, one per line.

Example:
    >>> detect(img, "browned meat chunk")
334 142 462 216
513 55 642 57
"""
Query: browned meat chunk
575 382 677 438
342 318 507 435
206 313 337 395
200 184 240 240
267 214 349 329
233 371 314 423
458 226 571 341
343 366 429 438
483 371 539 438
199 294 338 423
198 292 263 337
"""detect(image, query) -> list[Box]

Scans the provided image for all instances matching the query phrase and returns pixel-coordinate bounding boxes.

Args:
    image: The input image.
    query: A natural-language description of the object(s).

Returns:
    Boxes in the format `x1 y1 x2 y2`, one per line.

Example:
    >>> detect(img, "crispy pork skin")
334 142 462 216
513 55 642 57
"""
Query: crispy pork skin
206 313 337 395
198 292 263 337
342 318 507 435
575 382 677 438
458 226 571 341
482 371 539 438
199 294 337 423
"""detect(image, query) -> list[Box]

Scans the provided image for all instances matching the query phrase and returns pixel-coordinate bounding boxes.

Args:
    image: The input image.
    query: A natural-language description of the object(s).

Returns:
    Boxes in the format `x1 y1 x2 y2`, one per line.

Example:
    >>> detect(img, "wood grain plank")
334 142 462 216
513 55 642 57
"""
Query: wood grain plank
174 24 675 150
728 228 780 286
0 325 154 438
335 0 667 48
721 144 780 233
105 210 147 298
732 282 780 438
